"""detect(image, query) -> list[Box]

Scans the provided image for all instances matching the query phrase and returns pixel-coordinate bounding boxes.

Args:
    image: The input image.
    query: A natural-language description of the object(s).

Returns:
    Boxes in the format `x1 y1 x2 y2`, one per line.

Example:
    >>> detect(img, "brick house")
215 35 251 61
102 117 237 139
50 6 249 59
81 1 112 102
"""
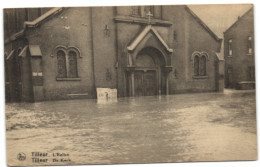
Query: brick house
224 7 255 89
4 5 224 102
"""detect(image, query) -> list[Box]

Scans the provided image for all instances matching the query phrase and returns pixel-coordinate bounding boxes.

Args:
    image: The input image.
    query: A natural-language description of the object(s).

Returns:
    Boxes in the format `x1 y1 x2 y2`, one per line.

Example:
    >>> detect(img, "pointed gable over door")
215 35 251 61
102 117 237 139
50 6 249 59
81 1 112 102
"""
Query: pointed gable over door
126 25 173 67
127 25 173 53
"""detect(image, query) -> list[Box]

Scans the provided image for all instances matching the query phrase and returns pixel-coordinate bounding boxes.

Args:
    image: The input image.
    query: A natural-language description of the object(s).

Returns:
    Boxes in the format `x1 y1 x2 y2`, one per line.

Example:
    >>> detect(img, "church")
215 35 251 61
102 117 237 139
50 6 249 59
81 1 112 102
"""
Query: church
4 5 224 102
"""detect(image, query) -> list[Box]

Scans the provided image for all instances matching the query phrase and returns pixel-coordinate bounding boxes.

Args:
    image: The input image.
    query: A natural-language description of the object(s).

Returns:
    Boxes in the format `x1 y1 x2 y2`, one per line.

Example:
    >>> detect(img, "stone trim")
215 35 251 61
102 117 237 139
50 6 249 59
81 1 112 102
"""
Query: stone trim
192 76 209 79
114 15 172 26
56 78 81 81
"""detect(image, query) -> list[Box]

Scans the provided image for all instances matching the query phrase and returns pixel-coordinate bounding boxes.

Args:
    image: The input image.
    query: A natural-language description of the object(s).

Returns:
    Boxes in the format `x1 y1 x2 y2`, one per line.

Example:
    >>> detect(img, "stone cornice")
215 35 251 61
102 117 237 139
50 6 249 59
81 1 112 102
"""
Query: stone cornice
114 15 172 26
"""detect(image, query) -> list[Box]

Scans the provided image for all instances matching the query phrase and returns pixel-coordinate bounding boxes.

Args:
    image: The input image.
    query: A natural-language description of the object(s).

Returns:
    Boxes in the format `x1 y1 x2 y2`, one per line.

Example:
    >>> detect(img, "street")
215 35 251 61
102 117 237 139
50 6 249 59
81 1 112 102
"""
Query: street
5 89 257 166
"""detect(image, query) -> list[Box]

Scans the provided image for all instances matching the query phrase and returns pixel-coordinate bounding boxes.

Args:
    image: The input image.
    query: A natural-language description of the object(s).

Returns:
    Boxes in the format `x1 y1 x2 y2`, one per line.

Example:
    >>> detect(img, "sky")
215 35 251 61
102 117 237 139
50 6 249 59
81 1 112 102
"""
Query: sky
188 4 253 38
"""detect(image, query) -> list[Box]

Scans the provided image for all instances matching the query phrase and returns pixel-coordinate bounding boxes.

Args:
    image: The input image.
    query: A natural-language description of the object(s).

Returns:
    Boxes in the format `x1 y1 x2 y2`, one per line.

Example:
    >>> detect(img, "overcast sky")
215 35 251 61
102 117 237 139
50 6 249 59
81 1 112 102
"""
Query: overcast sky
188 4 253 38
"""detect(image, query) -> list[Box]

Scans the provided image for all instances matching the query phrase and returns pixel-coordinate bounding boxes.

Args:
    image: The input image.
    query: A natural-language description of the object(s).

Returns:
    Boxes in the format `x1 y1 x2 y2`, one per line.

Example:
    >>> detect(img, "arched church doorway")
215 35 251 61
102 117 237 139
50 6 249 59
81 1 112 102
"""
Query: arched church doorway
131 47 166 96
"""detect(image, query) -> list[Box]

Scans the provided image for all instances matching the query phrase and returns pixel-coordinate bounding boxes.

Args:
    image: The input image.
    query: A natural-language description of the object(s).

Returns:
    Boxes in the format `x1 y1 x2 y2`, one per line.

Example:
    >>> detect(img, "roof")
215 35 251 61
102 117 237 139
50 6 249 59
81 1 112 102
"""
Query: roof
215 52 224 61
6 6 222 45
18 45 29 57
24 7 63 28
6 50 15 60
185 6 222 42
224 7 253 34
5 7 64 44
4 29 24 44
29 45 42 56
127 25 173 53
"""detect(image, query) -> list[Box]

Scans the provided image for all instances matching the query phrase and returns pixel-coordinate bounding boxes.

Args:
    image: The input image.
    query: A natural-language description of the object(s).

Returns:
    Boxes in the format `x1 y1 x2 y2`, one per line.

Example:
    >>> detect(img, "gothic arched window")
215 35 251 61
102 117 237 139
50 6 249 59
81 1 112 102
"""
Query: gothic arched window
200 55 206 76
194 55 199 76
55 46 80 79
68 50 78 78
192 52 208 77
57 50 67 78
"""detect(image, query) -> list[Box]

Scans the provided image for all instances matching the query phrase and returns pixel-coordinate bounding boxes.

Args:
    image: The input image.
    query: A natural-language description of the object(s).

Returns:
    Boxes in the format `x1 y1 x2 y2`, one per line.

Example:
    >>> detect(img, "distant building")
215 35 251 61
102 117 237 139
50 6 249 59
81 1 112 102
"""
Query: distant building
224 7 255 89
4 6 224 102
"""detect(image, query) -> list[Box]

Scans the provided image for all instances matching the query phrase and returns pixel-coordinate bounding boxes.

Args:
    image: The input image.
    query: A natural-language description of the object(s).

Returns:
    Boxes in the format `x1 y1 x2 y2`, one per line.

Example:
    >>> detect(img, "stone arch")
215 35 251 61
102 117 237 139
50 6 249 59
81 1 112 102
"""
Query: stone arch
52 45 81 78
129 30 172 66
126 46 169 97
191 51 209 61
52 45 81 58
192 51 208 77
134 47 166 67
125 26 173 97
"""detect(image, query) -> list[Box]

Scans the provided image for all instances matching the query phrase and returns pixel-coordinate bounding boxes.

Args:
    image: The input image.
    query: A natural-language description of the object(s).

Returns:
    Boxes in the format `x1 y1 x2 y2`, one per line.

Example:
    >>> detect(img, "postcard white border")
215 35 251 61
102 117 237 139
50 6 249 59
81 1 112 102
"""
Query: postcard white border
0 0 259 167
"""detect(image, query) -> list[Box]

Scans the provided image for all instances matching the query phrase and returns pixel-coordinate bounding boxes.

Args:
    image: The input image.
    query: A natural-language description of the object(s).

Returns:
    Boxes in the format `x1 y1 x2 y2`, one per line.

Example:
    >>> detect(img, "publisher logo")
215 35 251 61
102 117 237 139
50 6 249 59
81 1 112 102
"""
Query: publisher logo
17 153 26 161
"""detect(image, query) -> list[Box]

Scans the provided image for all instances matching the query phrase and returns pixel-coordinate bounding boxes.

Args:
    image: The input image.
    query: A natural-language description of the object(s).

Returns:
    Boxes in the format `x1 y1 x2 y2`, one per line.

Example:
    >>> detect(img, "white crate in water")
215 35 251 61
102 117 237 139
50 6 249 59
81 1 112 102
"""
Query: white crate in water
96 88 117 103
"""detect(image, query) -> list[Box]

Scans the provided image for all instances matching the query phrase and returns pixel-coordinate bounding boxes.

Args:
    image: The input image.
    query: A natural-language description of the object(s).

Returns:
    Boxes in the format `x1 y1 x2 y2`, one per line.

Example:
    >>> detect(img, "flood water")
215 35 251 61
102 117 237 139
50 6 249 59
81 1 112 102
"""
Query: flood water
5 89 257 166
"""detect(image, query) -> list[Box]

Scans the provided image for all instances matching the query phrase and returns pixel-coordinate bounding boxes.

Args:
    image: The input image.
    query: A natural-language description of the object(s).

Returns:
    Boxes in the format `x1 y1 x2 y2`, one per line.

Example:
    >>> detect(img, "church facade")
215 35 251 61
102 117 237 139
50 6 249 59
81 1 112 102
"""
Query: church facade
4 5 224 102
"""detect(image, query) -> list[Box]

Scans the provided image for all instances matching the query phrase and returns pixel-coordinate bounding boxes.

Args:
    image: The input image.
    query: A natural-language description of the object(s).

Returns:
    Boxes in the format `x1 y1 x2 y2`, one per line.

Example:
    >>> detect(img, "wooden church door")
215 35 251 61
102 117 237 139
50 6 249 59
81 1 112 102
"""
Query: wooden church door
143 70 156 96
134 70 157 96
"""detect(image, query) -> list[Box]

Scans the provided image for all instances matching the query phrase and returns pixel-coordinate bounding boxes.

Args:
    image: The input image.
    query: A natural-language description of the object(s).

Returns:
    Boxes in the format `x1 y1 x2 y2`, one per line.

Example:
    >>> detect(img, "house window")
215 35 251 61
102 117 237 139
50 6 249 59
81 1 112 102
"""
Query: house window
248 36 252 54
55 47 80 80
228 39 232 56
173 30 177 41
192 52 208 78
248 66 255 81
227 67 233 87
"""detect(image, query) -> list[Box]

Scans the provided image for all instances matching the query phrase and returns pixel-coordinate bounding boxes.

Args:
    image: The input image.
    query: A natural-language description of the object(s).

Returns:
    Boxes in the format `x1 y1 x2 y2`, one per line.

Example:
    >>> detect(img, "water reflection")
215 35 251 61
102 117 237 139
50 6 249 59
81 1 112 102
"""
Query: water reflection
97 98 118 105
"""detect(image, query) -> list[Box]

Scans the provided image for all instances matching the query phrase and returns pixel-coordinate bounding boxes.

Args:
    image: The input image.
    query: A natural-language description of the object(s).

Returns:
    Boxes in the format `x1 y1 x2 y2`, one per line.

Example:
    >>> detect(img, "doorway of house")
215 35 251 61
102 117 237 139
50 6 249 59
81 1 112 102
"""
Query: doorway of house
227 67 233 88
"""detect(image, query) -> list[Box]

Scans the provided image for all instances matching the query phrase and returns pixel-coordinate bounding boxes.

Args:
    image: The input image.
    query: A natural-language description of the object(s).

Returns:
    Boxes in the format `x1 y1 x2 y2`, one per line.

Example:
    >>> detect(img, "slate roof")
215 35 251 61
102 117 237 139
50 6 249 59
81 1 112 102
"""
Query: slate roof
224 7 253 34
5 6 222 45
24 7 63 28
185 6 222 42
4 7 64 44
